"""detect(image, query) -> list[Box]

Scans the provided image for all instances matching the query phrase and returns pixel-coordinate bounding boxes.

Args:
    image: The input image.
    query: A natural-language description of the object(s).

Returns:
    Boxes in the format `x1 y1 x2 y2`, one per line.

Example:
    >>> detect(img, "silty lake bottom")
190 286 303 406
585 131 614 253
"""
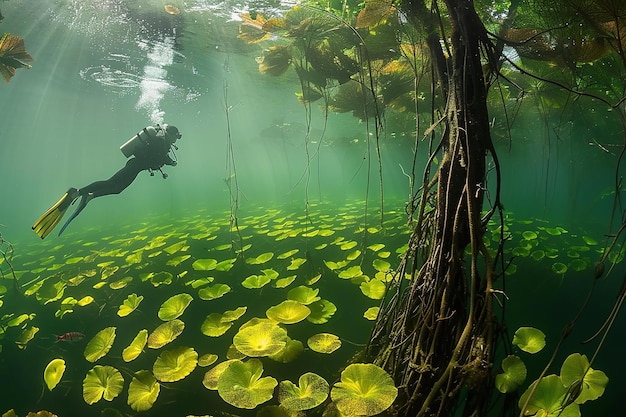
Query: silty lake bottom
1 198 624 417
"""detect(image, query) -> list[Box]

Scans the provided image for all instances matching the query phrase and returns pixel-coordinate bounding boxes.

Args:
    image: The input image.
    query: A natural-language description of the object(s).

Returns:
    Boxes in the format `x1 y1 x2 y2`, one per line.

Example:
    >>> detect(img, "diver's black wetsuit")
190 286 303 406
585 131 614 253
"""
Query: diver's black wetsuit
79 134 176 198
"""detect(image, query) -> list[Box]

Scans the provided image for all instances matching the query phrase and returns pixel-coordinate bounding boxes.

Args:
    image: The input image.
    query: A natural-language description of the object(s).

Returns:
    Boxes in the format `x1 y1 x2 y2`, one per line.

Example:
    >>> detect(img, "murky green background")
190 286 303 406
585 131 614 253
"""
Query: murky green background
1 0 625 416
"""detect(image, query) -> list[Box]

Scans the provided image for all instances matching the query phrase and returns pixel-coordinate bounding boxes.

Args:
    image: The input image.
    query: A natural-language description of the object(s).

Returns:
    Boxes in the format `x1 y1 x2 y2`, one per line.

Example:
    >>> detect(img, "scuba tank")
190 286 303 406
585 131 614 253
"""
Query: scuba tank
120 126 160 158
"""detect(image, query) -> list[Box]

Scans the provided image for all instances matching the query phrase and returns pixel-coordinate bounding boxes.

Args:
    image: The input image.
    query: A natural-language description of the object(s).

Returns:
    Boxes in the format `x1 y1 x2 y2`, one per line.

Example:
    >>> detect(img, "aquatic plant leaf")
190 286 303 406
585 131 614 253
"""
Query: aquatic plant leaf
338 265 364 279
268 337 304 363
109 276 133 290
373 259 391 273
582 236 598 245
495 355 527 393
307 299 337 324
242 274 272 289
77 296 94 306
266 300 311 324
233 319 288 357
164 241 187 255
261 268 280 280
84 327 116 363
552 262 568 275
278 372 329 411
215 258 237 271
347 250 361 261
512 327 546 354
368 243 385 252
360 279 387 299
287 286 320 305
522 231 538 240
287 258 307 270
223 306 247 322
187 277 214 288
518 374 580 417
530 250 545 261
258 45 292 76
198 283 231 300
7 313 32 327
560 353 608 404
198 353 218 367
569 259 588 272
16 325 39 349
125 251 143 265
277 249 299 259
202 360 238 390
331 363 398 416
82 365 124 404
192 258 218 271
201 313 233 337
153 346 198 382
36 279 66 305
356 0 395 28
166 254 191 267
158 293 193 321
246 252 274 265
118 293 143 317
44 359 66 391
307 333 341 353
150 271 173 287
127 370 160 412
364 307 379 320
147 319 185 349
0 33 33 83
274 275 297 288
217 359 278 409
122 329 148 362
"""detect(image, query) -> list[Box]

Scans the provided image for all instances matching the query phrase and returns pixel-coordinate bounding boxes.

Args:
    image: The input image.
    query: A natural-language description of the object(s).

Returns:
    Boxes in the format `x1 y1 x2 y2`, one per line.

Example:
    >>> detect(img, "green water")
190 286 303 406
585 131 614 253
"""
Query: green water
1 1 625 416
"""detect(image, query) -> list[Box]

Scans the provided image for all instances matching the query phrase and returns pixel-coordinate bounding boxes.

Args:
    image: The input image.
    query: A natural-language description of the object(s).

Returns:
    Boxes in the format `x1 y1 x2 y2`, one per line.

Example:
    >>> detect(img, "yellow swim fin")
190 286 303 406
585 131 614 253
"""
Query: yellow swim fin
32 188 79 239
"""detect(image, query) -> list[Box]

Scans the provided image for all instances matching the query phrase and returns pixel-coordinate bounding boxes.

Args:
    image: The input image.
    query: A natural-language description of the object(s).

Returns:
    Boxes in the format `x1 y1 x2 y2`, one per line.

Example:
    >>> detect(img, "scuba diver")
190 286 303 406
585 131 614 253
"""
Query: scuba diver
32 124 182 239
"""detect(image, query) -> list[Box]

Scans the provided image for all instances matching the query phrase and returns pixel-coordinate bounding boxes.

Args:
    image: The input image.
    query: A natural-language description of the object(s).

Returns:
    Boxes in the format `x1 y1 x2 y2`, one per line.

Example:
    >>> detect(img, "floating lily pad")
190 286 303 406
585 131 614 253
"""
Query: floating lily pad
307 333 341 354
122 329 148 362
278 372 329 411
274 275 297 288
287 286 320 305
233 319 288 357
364 307 379 320
346 250 361 261
268 337 304 363
373 259 391 273
215 258 237 271
82 365 124 404
44 359 66 391
569 259 588 272
127 370 160 412
201 313 233 337
246 252 274 265
198 283 231 300
360 279 386 299
518 374 579 417
266 300 311 324
118 294 143 317
202 360 238 390
167 254 191 267
153 346 198 382
522 231 538 240
552 262 568 276
277 249 299 259
512 327 545 354
495 355 527 393
192 258 218 271
84 327 116 363
242 274 272 289
16 325 39 349
147 319 185 349
217 359 278 409
330 363 398 416
307 299 337 324
158 293 193 321
338 265 364 279
368 243 385 252
287 258 307 270
198 353 219 367
560 353 608 404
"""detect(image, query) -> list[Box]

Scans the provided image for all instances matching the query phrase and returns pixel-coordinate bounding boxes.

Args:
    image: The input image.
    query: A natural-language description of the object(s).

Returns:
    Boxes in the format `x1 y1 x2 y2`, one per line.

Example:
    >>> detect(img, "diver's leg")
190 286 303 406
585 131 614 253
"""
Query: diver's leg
58 159 145 236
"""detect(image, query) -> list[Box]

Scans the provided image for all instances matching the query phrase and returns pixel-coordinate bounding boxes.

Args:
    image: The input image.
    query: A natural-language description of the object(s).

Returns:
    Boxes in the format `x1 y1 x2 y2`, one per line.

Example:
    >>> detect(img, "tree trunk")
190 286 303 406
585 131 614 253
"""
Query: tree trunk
368 1 499 416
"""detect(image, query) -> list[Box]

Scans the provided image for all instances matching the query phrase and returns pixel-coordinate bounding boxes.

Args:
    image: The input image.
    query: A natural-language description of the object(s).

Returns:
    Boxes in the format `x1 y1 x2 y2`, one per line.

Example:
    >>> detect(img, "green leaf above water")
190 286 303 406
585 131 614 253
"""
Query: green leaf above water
198 283 231 300
147 319 185 349
330 363 398 416
153 346 198 383
560 353 608 404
